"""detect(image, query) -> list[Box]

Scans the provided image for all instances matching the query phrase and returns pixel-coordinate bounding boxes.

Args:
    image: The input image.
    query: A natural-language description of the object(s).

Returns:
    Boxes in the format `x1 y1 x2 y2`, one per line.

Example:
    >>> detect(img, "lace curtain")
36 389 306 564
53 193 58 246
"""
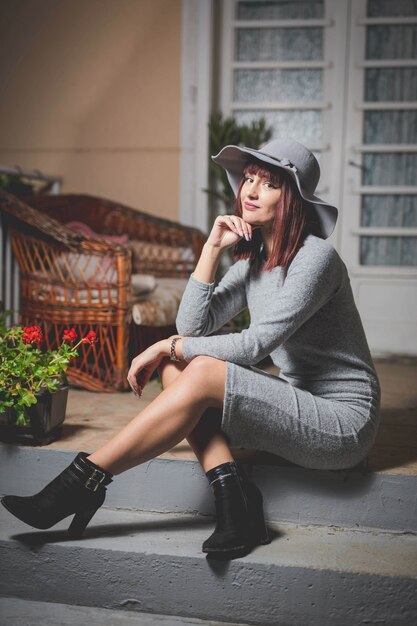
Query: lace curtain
233 1 324 146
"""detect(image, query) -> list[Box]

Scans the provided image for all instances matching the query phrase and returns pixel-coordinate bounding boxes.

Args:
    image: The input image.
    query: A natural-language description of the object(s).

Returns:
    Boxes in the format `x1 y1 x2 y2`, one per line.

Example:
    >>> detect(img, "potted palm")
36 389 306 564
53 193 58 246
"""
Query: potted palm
0 311 98 444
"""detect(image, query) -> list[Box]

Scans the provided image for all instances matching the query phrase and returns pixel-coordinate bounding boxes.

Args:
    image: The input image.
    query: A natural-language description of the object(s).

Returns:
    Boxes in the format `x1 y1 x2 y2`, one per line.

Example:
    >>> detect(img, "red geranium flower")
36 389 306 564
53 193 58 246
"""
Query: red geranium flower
22 325 43 347
82 330 98 344
62 328 78 343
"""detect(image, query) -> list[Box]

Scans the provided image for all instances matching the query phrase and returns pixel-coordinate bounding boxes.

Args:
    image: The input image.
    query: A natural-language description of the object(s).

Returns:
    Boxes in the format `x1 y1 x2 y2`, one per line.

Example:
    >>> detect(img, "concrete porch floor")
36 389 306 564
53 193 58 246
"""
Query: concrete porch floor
30 357 417 476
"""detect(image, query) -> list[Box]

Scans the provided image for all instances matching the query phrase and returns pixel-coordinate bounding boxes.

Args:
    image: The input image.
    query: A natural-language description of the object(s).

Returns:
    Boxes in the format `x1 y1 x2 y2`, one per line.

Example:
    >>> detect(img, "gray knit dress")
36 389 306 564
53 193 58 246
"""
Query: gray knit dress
176 234 381 470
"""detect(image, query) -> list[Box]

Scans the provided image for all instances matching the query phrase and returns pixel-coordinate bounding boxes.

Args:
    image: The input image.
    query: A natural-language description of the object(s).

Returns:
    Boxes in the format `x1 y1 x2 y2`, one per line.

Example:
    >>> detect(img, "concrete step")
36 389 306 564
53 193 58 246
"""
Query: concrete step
1 445 416 534
0 505 416 626
0 597 250 626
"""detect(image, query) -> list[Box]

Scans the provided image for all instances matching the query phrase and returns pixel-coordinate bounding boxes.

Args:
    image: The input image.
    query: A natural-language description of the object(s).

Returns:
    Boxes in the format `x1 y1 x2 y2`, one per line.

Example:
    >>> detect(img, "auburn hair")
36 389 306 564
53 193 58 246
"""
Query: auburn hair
232 160 314 271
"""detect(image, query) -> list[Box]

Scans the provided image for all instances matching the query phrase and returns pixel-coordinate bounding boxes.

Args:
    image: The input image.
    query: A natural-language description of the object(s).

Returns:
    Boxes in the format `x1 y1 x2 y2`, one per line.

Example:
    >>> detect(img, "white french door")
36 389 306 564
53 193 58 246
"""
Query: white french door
341 0 417 355
218 0 417 355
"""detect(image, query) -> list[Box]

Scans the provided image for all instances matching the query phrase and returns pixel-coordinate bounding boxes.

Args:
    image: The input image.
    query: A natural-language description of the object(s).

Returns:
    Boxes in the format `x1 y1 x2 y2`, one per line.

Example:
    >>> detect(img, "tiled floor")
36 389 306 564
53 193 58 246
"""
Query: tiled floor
14 358 417 476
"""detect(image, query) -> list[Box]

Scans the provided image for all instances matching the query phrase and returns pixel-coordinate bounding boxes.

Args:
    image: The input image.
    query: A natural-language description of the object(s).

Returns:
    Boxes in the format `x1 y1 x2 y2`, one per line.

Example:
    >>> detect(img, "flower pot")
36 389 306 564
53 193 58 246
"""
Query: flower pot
0 385 69 445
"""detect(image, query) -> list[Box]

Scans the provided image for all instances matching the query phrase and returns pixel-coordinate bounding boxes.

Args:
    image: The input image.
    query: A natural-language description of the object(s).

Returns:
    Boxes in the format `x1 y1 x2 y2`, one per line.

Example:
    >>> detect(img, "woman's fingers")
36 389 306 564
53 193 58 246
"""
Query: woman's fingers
127 363 142 396
127 356 163 398
220 215 251 240
209 215 254 249
228 216 252 240
127 356 147 396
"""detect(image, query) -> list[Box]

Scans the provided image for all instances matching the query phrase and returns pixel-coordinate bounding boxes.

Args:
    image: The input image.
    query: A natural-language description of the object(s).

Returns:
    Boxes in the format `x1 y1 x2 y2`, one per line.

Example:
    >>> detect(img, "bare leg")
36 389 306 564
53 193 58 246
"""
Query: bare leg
87 356 232 475
158 358 235 471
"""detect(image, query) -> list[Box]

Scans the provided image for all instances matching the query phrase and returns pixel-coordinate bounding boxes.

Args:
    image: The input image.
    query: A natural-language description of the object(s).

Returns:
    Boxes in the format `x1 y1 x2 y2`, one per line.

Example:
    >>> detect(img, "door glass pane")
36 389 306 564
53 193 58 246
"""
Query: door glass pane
367 0 417 17
362 153 417 186
364 111 417 144
361 195 417 227
366 26 417 59
234 69 322 102
365 68 417 102
360 236 417 265
234 110 322 144
360 1 417 268
236 0 324 20
236 28 323 61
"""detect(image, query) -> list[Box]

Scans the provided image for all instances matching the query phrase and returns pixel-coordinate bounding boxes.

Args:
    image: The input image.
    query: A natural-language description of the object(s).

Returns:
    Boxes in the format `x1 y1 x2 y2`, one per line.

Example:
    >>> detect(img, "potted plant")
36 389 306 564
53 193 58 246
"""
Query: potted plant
0 311 98 444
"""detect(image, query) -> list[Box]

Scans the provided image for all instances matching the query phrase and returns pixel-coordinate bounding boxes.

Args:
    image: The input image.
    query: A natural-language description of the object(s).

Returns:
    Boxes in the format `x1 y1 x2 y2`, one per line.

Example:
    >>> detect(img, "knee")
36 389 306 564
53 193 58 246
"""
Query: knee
158 355 225 402
184 355 222 378
182 356 226 408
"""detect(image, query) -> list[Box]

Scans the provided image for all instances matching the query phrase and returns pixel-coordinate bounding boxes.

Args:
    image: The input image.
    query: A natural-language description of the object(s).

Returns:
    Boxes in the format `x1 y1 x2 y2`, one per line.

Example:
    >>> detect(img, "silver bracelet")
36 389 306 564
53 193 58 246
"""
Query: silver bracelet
170 336 181 362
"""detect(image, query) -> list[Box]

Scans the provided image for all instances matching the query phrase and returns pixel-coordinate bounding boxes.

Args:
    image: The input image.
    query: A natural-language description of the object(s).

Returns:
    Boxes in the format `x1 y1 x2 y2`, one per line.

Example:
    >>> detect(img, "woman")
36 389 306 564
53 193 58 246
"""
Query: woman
1 138 381 558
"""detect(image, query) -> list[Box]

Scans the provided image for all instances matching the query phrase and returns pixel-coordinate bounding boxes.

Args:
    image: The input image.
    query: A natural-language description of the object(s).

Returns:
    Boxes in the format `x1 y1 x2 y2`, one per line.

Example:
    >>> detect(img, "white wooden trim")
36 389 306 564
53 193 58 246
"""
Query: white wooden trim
356 186 417 195
351 228 417 236
231 102 331 110
179 0 213 233
358 102 417 110
233 60 332 69
322 0 350 252
359 60 417 68
233 19 333 28
340 0 366 269
357 16 417 25
354 144 417 152
220 0 234 116
341 266 417 277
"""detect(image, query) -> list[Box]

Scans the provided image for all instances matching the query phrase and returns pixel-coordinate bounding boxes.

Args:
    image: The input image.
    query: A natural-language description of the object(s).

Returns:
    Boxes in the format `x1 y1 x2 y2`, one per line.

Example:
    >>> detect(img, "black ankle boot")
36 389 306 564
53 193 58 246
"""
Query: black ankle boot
202 461 270 555
1 452 113 538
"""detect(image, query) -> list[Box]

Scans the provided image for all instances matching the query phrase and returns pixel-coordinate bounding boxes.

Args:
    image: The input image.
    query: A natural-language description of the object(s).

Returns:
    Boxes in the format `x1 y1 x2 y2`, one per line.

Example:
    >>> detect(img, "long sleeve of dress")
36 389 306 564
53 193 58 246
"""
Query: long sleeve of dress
180 242 344 365
175 258 248 337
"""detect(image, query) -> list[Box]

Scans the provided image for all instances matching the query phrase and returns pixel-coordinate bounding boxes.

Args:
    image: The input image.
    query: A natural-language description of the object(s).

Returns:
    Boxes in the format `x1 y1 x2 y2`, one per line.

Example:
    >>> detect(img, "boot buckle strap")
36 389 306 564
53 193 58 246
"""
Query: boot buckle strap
85 469 106 492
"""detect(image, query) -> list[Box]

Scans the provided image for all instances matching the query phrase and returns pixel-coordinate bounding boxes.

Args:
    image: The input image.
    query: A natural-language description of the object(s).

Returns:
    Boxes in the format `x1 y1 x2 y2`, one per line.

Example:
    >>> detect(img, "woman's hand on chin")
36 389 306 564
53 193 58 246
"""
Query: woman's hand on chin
206 215 254 250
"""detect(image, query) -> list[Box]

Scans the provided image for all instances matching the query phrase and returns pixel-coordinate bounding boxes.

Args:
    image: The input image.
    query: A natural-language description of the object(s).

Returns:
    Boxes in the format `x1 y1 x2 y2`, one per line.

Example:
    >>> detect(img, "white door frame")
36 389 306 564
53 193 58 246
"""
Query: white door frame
179 0 214 234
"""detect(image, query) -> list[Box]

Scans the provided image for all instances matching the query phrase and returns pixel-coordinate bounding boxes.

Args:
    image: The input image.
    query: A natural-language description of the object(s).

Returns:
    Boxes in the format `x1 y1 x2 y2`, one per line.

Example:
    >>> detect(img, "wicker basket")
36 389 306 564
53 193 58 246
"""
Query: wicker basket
0 191 206 392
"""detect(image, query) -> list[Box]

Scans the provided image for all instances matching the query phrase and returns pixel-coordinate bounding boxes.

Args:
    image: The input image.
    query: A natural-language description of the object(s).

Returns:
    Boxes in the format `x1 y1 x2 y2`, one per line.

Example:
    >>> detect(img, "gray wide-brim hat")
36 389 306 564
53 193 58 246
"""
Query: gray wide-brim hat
212 137 338 239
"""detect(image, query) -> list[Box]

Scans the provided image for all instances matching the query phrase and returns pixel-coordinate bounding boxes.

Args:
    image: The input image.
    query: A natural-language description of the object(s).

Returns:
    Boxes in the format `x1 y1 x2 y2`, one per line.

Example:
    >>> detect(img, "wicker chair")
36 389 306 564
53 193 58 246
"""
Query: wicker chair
0 191 206 392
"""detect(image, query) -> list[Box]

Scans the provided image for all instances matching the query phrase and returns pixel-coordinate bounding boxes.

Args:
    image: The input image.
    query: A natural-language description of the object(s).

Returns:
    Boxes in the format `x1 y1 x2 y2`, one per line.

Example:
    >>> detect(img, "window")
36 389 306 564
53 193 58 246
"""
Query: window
357 0 417 266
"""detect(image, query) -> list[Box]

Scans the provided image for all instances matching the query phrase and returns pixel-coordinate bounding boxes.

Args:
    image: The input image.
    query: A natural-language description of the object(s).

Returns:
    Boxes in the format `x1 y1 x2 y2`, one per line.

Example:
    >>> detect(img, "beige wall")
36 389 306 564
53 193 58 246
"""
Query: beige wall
0 0 182 221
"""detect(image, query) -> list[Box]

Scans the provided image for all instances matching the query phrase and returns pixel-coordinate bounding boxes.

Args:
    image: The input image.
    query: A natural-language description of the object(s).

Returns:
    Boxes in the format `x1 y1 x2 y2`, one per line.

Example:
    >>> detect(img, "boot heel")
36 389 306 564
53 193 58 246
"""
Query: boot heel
249 494 271 545
68 507 99 538
257 512 271 544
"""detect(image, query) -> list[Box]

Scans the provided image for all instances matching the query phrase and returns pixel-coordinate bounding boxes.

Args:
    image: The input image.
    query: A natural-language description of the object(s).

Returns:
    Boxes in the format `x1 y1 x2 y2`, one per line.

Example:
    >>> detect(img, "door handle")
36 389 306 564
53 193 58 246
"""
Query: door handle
348 160 367 173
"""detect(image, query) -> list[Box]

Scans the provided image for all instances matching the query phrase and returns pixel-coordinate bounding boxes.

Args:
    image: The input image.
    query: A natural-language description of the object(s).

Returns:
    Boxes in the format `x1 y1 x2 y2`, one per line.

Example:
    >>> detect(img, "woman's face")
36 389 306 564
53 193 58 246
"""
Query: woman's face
239 169 282 233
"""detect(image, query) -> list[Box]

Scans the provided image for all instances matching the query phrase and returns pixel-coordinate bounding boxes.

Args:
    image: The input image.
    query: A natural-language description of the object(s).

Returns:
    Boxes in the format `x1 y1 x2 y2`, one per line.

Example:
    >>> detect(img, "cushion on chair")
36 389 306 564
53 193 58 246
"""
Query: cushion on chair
131 273 157 296
65 221 129 245
55 252 117 283
131 277 188 326
129 240 194 273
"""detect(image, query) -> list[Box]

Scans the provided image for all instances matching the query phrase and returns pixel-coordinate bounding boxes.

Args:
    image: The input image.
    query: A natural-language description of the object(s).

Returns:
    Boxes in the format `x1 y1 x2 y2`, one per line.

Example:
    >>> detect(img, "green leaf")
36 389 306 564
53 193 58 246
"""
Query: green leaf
17 388 37 407
14 407 30 427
